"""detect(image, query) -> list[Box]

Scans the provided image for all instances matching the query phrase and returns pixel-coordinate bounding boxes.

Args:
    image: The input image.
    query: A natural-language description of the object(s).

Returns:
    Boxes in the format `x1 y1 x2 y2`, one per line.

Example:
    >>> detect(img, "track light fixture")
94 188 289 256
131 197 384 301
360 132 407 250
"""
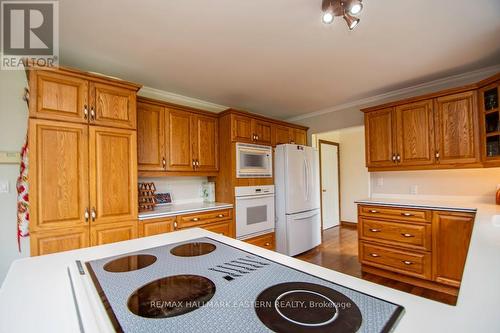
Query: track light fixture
321 0 363 30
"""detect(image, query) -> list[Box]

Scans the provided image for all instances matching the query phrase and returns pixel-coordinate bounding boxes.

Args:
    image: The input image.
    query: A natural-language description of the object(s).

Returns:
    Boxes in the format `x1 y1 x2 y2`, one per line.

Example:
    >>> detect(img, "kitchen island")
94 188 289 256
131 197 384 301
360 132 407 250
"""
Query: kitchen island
2 200 500 332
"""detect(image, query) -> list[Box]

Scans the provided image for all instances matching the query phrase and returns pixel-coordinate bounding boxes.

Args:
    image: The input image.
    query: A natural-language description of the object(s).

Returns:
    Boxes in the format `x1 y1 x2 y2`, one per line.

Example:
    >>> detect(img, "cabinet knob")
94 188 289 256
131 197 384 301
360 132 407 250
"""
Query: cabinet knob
401 233 415 238
435 151 440 160
191 217 200 222
90 107 95 121
174 221 178 229
264 242 271 247
369 228 381 233
401 212 414 217
370 253 380 258
83 105 88 120
402 260 413 265
396 154 401 162
192 160 196 168
162 157 166 168
217 214 224 218
369 210 379 213
84 208 89 223
90 207 96 222
392 154 397 162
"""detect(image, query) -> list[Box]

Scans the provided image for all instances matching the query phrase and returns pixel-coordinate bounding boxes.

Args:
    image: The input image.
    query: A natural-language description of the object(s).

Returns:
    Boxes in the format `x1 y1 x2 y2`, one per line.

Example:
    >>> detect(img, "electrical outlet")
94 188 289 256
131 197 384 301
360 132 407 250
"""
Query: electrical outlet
0 180 9 193
410 185 418 195
377 177 384 187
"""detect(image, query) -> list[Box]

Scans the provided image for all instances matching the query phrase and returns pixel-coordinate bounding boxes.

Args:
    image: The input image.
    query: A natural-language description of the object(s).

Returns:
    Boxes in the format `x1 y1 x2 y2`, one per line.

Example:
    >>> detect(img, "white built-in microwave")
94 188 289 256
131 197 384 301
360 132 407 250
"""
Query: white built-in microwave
236 143 273 178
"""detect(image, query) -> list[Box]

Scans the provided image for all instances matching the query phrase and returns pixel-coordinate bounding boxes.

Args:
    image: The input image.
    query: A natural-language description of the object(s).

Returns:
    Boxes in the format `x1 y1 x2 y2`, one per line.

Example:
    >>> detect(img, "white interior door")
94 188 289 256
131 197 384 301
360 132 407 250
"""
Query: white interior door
320 142 340 230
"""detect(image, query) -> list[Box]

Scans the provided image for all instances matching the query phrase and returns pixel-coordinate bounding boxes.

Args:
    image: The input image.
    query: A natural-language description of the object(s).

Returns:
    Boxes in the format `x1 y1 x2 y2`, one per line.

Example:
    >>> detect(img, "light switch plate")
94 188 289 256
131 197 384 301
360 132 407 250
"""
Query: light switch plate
0 180 9 193
0 151 21 164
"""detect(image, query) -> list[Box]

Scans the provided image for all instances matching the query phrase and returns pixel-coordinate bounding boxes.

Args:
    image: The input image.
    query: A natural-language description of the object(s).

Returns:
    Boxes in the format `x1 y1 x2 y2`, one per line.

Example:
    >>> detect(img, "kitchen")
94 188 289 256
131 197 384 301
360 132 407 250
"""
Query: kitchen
1 1 500 332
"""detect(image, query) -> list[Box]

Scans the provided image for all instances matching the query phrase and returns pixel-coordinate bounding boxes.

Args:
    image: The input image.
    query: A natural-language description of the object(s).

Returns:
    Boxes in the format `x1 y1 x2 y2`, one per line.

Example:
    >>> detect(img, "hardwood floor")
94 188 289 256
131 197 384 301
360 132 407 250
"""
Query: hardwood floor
296 225 457 305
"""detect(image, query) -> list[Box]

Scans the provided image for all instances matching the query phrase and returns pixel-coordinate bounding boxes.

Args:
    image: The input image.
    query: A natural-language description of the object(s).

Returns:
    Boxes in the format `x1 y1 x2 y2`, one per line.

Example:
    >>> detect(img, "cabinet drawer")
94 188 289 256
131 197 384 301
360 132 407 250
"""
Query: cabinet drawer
244 233 275 250
359 205 431 223
177 209 232 229
360 241 431 279
201 221 231 237
360 218 431 251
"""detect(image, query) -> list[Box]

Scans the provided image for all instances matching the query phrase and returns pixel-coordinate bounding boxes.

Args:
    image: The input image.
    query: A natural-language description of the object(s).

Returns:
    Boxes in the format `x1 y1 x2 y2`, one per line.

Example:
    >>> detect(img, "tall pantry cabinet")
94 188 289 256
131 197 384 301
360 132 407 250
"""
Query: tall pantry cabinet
27 66 141 256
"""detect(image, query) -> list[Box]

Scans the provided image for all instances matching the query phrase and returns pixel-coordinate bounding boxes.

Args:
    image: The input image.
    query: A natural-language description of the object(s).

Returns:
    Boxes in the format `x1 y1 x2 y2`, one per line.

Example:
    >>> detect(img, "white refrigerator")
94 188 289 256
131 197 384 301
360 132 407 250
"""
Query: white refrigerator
275 144 322 256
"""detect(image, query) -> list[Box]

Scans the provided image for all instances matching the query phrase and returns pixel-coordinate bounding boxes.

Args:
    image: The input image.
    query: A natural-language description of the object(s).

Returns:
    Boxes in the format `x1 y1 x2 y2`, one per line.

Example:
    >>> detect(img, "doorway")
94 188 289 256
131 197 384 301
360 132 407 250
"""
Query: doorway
319 140 340 230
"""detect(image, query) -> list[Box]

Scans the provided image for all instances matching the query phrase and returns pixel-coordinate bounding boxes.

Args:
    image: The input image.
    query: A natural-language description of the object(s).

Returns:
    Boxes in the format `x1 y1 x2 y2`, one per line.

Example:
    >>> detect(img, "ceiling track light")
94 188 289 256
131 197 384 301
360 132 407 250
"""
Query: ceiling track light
321 0 362 30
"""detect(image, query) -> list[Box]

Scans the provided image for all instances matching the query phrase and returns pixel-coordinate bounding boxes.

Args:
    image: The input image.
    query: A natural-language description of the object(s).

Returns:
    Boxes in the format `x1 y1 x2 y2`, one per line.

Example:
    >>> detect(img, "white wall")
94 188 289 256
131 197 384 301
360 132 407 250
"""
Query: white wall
0 70 30 284
138 177 207 204
315 126 370 223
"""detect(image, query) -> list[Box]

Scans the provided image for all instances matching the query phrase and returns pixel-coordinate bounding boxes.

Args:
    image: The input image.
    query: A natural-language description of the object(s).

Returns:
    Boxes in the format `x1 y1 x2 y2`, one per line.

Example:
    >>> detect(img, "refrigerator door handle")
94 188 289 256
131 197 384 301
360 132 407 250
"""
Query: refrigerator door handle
303 158 308 201
305 158 310 201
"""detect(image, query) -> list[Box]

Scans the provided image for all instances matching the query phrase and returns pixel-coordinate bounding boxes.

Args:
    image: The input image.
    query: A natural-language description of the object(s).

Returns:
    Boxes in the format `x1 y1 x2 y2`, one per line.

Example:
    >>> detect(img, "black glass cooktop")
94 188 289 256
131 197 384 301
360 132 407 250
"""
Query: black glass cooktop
103 254 157 273
170 242 216 257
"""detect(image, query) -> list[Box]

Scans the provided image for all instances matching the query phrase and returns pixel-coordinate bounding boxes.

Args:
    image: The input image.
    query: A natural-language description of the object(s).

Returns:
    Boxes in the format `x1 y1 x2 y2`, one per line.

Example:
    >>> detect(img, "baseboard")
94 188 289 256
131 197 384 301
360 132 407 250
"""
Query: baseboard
340 221 357 229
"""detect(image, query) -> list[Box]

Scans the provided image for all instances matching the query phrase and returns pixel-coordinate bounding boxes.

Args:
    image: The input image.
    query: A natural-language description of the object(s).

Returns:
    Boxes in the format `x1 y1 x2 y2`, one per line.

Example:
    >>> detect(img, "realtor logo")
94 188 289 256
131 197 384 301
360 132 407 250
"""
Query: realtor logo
1 1 59 70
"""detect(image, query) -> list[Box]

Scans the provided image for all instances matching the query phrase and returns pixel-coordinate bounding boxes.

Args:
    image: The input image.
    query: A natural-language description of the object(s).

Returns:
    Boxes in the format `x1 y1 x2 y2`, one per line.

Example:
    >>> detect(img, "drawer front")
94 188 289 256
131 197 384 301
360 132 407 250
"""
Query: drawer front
139 217 175 237
244 232 275 250
360 241 431 279
177 209 232 229
360 218 431 251
202 221 231 236
359 205 431 223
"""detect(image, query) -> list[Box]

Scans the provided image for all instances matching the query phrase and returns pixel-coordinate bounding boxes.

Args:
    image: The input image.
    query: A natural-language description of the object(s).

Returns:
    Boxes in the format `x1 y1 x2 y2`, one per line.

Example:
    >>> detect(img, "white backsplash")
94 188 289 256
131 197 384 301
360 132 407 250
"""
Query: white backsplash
139 177 207 204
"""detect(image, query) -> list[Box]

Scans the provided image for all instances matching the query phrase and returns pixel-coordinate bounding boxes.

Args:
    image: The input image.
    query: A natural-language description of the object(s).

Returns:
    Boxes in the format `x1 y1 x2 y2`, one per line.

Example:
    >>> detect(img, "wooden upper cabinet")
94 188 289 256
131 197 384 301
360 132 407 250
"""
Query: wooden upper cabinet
293 128 307 145
31 71 89 123
166 108 194 171
253 119 273 145
29 119 89 232
90 82 137 129
395 100 435 166
137 102 166 171
365 108 396 168
434 91 479 165
192 114 219 171
89 126 138 225
432 211 474 287
231 115 253 143
274 125 293 145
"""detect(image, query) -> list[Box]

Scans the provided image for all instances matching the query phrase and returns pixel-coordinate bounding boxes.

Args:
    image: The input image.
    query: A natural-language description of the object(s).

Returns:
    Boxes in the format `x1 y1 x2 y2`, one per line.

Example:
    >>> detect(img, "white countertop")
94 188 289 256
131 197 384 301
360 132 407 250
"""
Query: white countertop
2 200 500 332
138 202 233 220
355 197 478 212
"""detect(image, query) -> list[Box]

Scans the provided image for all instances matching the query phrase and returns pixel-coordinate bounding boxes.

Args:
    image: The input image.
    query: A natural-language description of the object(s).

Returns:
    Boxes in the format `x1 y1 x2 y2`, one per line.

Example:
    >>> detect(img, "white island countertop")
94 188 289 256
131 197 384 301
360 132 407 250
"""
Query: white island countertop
2 200 500 332
138 202 233 220
355 197 478 212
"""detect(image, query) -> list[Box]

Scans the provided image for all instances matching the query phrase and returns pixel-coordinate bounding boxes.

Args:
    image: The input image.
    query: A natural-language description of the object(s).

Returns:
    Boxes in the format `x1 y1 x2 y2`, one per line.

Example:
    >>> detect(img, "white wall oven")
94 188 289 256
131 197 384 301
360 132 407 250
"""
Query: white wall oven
236 143 273 178
235 185 275 239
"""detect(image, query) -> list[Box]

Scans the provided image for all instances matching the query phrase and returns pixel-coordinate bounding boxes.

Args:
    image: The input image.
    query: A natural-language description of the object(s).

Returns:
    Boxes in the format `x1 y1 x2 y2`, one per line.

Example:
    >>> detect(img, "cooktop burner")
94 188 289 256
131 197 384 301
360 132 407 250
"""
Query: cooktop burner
170 242 216 257
127 275 216 318
103 254 157 273
255 282 362 333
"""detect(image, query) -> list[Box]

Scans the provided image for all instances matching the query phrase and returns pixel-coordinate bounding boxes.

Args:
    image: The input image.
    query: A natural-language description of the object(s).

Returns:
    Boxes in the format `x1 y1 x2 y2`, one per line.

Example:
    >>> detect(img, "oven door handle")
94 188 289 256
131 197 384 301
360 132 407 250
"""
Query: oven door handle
235 194 275 200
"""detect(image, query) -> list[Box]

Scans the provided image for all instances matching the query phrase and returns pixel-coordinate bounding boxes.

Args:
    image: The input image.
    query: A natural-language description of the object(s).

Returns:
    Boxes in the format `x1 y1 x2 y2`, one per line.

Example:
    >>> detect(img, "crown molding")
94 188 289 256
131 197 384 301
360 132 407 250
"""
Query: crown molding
287 64 500 122
138 86 228 113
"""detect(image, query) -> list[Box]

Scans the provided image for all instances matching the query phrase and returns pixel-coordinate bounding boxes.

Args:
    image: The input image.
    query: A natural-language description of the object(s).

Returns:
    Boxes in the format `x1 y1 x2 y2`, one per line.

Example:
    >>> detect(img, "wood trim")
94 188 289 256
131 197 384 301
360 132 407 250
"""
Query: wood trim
218 108 309 131
137 96 220 119
340 221 357 228
318 140 341 232
367 161 484 172
477 72 500 88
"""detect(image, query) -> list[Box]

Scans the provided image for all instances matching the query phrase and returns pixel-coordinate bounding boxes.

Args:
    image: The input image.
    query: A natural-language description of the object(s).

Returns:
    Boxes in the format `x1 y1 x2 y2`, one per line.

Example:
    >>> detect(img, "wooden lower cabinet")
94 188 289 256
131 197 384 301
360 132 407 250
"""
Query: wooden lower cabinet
358 204 475 296
139 217 175 237
244 232 275 250
201 221 231 236
90 220 138 246
30 227 90 256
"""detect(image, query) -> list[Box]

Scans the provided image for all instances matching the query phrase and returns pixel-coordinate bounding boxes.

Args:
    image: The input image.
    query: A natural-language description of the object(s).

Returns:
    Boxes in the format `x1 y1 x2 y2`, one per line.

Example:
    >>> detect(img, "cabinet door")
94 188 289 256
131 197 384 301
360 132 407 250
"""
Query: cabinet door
202 221 231 236
192 115 219 171
91 220 138 246
231 115 253 142
253 119 273 145
434 91 479 165
29 119 89 232
90 82 137 129
137 102 166 171
166 109 194 171
293 129 307 145
365 108 396 168
30 227 90 256
139 217 175 237
274 125 293 145
395 100 435 166
432 211 474 287
30 70 89 123
89 127 138 224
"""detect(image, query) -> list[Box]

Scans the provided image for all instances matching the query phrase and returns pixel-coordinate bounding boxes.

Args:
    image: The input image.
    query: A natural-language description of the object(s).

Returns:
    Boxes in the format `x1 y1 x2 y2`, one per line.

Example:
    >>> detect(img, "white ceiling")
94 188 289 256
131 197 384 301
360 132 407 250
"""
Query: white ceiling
59 0 500 119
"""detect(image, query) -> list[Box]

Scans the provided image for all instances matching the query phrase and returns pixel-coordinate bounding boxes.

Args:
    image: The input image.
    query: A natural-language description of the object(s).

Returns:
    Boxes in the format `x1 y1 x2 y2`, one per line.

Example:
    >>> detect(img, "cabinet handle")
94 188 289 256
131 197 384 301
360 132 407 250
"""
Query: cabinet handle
196 160 200 167
174 221 178 229
369 209 379 213
192 159 196 168
369 228 381 232
435 151 440 160
392 154 397 163
90 107 95 121
162 157 166 168
401 233 415 238
256 135 259 141
264 242 271 247
217 214 224 218
402 260 413 265
401 212 414 217
83 105 88 120
191 217 200 222
84 208 89 223
90 207 96 222
396 154 401 162
370 253 380 258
